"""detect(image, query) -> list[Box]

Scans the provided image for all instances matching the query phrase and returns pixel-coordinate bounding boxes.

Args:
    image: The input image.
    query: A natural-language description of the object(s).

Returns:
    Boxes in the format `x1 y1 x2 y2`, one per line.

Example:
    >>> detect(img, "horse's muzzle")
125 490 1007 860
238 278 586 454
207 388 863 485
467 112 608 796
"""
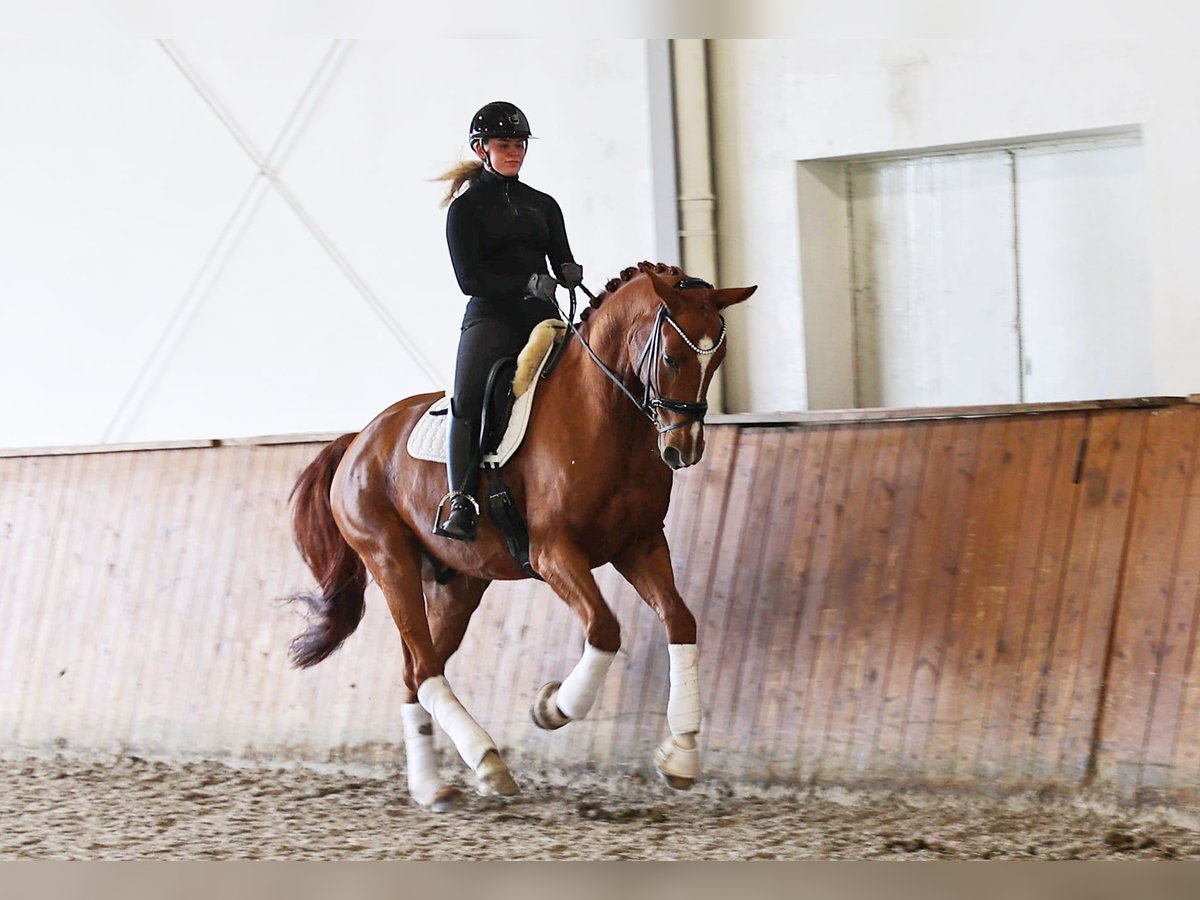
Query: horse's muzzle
660 438 703 470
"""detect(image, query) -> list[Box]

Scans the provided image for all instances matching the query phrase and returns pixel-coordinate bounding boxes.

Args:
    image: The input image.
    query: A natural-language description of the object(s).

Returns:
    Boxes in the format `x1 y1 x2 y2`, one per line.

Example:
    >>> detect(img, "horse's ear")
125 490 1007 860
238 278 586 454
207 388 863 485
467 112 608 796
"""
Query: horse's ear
710 285 757 310
643 269 686 314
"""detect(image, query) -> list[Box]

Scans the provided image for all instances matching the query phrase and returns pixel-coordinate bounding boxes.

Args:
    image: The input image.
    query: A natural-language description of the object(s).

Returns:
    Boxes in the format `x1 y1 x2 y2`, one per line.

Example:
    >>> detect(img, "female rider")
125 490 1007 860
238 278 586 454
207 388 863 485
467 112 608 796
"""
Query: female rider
434 100 582 541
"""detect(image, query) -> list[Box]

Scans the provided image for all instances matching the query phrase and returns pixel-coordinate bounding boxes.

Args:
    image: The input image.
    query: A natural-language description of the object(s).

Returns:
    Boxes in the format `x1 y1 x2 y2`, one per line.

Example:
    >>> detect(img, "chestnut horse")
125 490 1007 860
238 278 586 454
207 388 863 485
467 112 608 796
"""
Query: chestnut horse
286 261 755 809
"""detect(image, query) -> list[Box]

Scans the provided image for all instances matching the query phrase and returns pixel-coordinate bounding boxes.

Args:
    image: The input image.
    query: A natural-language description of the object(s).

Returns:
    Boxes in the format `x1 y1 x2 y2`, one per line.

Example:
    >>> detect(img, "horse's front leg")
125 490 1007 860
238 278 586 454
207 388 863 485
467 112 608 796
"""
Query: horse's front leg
612 530 701 790
529 540 620 731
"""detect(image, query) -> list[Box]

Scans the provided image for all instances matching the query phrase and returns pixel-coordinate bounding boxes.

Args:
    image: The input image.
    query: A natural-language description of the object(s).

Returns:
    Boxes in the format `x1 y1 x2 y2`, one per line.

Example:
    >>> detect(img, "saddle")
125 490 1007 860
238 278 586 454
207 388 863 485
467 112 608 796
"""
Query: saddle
408 319 567 582
406 319 567 468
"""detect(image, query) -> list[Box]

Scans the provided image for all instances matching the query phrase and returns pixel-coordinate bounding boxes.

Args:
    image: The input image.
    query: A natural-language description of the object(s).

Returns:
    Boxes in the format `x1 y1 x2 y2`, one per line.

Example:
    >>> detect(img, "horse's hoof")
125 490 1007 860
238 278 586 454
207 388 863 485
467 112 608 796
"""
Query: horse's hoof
531 681 571 731
476 750 520 797
429 786 464 813
654 734 700 791
656 769 696 791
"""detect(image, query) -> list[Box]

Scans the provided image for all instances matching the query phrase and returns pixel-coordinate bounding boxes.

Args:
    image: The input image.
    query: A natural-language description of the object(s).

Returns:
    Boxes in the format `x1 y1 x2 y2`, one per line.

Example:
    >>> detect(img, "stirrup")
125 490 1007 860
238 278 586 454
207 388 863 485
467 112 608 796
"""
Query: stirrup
432 491 481 540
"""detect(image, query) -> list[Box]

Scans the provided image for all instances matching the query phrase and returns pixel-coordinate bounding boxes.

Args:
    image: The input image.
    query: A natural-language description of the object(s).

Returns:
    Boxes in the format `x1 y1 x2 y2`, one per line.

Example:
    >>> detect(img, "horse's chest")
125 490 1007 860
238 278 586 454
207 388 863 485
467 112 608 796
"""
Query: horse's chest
586 484 667 538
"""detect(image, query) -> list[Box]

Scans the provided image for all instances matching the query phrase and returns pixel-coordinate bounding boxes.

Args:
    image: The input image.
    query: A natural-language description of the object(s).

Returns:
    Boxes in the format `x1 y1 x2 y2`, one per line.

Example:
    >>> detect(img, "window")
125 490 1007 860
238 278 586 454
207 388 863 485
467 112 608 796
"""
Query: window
799 132 1149 409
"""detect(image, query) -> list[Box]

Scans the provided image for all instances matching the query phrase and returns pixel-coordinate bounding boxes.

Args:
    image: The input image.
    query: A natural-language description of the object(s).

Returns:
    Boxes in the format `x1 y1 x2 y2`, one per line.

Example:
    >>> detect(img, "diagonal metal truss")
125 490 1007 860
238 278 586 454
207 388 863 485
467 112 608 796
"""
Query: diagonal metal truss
102 39 444 442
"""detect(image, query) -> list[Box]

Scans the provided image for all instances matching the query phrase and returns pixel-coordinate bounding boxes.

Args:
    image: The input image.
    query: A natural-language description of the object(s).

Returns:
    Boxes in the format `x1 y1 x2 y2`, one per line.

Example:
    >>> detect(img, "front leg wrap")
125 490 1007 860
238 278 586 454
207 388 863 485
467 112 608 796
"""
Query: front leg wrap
556 643 617 720
533 643 616 730
655 643 702 784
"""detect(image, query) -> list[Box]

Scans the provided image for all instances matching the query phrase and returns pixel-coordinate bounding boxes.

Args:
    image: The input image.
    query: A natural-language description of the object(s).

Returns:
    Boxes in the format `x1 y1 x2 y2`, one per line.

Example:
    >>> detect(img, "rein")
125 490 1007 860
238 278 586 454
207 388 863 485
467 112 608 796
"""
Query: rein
556 279 725 434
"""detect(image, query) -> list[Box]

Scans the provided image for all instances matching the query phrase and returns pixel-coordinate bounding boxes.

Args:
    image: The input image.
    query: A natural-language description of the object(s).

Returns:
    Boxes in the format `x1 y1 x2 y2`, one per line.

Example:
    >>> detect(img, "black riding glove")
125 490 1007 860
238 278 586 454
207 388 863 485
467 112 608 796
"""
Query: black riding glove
558 262 583 290
526 273 559 303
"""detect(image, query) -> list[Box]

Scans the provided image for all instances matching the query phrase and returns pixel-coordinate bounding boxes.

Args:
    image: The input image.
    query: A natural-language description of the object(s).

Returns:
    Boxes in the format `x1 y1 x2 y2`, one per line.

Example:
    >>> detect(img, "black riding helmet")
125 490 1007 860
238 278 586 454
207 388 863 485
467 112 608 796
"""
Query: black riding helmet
469 101 534 147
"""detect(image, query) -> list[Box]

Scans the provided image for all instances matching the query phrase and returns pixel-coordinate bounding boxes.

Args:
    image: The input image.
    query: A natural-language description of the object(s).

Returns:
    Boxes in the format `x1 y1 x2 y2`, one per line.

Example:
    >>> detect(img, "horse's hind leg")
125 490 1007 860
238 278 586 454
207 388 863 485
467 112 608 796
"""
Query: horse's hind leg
612 531 701 790
399 567 493 809
363 532 517 801
398 645 460 811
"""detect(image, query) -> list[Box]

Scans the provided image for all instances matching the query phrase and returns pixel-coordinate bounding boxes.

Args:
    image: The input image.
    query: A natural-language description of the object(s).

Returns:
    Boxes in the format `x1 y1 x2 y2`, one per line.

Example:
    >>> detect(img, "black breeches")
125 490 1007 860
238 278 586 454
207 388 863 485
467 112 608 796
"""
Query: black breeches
451 296 560 421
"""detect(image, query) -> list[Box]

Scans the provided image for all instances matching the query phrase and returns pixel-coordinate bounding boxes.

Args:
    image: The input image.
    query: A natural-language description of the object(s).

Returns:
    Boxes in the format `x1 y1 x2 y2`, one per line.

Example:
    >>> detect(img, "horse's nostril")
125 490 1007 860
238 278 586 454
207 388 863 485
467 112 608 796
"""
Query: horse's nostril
662 445 684 469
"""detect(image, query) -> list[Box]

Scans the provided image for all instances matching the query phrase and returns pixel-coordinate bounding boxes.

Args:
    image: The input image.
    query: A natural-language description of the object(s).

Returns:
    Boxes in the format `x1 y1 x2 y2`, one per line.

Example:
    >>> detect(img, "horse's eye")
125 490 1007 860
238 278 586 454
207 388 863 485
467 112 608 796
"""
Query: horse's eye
663 353 679 370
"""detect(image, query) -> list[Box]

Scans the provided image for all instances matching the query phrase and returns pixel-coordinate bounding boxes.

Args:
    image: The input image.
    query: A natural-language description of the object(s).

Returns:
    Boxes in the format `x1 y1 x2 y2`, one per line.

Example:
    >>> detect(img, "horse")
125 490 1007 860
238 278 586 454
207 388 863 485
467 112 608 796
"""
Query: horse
284 261 756 810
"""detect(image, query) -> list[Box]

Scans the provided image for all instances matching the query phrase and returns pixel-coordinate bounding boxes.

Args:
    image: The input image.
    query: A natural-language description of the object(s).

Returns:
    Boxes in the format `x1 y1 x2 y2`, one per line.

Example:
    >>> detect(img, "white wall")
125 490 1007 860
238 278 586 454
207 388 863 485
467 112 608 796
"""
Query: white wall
0 39 663 448
710 41 1200 413
11 39 1200 443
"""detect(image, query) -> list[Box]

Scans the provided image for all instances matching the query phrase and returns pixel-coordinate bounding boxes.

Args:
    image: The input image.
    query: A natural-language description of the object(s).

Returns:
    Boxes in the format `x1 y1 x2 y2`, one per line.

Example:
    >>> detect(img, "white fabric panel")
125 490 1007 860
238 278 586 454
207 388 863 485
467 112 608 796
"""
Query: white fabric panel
0 42 252 447
1015 140 1151 402
1 40 658 449
130 185 435 440
849 152 1020 408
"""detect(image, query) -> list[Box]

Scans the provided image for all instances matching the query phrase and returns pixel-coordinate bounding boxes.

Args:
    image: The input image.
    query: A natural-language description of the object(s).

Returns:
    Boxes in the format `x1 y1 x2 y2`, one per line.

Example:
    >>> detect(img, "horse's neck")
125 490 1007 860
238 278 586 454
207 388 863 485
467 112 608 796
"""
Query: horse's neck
556 310 653 446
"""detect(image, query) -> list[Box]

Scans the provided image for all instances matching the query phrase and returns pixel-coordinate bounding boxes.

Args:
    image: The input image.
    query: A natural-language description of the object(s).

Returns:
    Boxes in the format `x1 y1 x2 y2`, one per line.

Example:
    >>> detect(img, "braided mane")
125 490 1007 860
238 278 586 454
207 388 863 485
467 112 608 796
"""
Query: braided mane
579 261 684 322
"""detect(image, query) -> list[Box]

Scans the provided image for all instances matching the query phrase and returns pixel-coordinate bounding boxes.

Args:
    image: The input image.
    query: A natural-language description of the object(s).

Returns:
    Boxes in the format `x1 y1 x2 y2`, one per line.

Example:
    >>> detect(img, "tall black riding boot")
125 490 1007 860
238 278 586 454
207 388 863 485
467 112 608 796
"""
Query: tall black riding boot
433 405 481 542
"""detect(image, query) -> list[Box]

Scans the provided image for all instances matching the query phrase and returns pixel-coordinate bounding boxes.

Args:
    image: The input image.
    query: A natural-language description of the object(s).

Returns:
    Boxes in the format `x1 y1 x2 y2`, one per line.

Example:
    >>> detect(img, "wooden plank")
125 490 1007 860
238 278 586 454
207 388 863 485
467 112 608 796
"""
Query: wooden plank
842 421 928 776
1037 409 1146 783
0 439 216 459
750 427 830 779
949 415 1047 783
708 396 1183 429
159 447 231 751
898 420 984 773
0 458 66 743
1093 406 1198 795
768 426 853 780
60 446 138 746
209 446 276 750
818 422 910 780
1142 410 1200 797
794 424 878 779
923 417 1018 782
735 428 814 777
705 428 784 777
991 414 1087 780
868 421 941 770
700 429 768 777
12 453 90 747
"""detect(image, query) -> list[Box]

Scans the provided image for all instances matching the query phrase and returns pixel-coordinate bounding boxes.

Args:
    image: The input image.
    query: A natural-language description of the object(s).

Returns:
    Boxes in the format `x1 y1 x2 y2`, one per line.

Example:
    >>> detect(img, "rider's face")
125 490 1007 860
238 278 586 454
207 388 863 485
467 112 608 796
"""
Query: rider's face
477 138 527 177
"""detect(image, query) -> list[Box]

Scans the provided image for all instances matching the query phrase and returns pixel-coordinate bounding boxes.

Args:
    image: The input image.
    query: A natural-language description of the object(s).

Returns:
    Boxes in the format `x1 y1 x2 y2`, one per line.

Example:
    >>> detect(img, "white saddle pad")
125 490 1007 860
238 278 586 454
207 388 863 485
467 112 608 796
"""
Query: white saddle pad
406 319 566 468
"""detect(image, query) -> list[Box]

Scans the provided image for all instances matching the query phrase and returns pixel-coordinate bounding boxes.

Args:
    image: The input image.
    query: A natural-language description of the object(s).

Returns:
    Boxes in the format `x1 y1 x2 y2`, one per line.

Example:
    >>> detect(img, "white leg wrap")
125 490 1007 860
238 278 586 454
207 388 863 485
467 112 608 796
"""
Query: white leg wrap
555 643 617 721
417 675 495 771
400 703 443 807
667 643 702 735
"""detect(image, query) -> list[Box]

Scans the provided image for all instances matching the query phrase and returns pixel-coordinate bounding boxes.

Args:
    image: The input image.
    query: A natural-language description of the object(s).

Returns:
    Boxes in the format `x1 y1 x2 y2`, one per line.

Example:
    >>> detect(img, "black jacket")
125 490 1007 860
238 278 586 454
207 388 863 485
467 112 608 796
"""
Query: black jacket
446 168 575 302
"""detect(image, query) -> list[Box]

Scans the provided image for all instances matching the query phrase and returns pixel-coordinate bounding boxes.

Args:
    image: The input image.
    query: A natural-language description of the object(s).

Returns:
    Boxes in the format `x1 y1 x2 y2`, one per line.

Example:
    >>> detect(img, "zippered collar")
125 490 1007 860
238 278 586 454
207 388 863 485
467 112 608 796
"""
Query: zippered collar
479 167 520 187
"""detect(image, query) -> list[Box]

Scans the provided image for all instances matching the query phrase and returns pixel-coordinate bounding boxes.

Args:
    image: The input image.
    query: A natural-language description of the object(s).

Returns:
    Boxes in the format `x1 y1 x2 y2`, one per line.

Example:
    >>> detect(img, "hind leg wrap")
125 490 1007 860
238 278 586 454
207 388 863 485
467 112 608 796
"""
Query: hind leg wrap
555 643 617 720
417 675 496 771
401 703 443 806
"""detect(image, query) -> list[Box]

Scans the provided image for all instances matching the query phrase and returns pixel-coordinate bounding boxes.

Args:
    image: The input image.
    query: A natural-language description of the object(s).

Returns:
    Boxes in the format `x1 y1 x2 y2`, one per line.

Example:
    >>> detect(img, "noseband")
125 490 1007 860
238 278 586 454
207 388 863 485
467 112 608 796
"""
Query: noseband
565 278 726 434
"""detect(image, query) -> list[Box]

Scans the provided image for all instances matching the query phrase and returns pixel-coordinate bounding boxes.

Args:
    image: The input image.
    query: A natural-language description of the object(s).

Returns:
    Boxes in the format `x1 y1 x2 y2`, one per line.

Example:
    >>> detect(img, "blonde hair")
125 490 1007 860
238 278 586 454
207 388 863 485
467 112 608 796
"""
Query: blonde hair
434 159 484 208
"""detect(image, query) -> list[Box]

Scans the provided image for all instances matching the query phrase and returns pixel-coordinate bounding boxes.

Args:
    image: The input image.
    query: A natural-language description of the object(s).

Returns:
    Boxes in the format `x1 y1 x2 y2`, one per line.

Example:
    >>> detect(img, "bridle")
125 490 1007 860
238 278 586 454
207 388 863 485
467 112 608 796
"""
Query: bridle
560 277 726 434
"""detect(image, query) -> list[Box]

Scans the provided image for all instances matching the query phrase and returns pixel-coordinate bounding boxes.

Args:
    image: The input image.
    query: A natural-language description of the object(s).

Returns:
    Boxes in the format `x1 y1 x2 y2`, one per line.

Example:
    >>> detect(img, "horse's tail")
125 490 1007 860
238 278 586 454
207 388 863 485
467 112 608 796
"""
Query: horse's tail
285 432 367 668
